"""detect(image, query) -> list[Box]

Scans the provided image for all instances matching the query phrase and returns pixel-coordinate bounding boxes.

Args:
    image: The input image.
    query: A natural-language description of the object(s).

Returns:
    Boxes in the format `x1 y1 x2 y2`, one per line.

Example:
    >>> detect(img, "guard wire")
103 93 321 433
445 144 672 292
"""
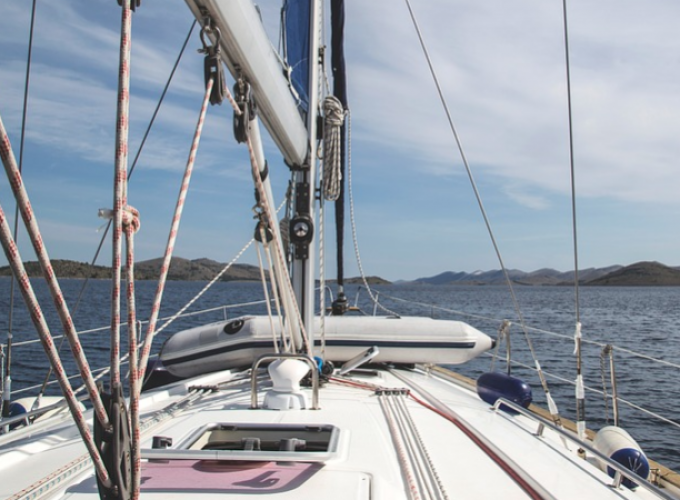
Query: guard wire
403 0 562 429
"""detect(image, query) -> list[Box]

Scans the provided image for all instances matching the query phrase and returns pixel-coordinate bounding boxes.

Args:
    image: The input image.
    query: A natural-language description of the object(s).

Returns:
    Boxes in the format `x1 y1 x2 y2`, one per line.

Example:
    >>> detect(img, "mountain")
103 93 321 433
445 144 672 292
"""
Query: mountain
517 266 623 285
133 257 262 281
0 257 263 282
0 258 392 284
0 259 112 279
414 268 555 286
3 259 678 286
585 261 680 286
412 263 680 286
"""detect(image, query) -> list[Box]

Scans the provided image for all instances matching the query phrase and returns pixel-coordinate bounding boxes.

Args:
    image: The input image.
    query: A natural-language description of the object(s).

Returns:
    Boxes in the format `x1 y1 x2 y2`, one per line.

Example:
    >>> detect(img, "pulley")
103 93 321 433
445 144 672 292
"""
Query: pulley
199 22 226 105
233 79 255 143
254 220 273 244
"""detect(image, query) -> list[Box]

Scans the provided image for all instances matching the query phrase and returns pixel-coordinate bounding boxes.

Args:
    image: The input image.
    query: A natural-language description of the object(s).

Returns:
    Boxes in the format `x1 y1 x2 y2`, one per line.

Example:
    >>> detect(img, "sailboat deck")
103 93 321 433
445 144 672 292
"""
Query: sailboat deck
1 366 665 499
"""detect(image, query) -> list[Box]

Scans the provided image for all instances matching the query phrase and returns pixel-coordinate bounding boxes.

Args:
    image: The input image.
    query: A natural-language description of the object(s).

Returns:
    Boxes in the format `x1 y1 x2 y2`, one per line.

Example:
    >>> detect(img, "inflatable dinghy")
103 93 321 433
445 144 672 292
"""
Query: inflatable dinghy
160 315 494 378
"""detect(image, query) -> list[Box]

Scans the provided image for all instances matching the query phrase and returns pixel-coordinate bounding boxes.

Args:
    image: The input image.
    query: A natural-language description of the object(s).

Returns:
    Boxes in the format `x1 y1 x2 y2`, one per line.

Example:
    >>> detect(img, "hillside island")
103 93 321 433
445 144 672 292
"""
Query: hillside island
1 259 680 286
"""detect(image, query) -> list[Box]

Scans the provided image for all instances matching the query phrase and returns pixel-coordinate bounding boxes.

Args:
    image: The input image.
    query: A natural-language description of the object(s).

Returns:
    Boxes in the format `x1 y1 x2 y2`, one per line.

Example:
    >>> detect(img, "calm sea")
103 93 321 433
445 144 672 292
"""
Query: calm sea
1 277 678 471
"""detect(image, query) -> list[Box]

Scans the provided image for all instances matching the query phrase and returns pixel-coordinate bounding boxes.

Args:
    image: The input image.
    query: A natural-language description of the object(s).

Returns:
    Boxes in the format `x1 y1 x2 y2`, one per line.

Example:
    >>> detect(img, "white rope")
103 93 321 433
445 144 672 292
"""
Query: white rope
322 95 345 201
378 393 421 500
0 116 112 488
265 245 293 352
255 240 280 353
1 123 111 432
394 395 449 500
318 160 327 357
153 239 254 336
150 198 286 339
245 137 311 355
255 225 294 353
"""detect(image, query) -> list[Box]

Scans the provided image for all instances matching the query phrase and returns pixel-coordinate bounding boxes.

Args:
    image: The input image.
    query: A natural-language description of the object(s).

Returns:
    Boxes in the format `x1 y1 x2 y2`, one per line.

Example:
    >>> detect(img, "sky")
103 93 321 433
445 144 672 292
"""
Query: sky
0 0 679 282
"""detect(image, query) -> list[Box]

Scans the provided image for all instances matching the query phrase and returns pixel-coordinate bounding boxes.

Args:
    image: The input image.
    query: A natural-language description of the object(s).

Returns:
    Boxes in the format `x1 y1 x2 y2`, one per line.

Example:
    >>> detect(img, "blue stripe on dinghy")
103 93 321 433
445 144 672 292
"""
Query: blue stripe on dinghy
162 339 476 366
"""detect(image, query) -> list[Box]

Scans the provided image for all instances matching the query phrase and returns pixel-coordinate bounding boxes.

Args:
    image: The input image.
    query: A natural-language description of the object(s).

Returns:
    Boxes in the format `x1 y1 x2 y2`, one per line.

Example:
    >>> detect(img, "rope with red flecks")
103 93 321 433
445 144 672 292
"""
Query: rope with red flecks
137 77 214 389
0 129 111 432
130 77 213 496
111 0 137 494
0 116 113 488
111 0 133 390
122 204 142 498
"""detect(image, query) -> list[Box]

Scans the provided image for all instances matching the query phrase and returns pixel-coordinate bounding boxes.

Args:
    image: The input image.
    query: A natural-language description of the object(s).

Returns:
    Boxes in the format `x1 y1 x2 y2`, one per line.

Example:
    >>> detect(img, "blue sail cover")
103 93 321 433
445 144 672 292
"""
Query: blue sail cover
283 0 310 114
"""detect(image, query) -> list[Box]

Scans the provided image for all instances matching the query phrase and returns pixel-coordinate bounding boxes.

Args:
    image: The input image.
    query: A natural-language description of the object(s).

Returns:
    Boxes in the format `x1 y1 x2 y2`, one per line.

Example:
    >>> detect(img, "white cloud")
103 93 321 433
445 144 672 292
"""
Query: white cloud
342 0 680 208
2 0 680 274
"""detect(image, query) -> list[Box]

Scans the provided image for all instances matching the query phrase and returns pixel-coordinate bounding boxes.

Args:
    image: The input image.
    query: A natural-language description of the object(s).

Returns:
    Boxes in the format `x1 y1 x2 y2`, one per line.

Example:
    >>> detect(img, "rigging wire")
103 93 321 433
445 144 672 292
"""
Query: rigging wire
3 0 37 420
402 0 563 427
319 181 328 355
561 0 587 441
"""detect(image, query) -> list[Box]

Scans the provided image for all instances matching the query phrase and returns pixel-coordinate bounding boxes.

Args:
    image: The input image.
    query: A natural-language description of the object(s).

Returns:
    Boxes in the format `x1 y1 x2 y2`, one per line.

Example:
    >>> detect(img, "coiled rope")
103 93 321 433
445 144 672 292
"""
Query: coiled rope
322 95 345 201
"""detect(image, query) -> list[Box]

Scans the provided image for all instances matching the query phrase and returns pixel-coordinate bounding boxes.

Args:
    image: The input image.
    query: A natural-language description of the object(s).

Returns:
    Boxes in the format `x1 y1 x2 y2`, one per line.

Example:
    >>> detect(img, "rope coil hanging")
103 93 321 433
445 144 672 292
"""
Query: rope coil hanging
322 95 345 201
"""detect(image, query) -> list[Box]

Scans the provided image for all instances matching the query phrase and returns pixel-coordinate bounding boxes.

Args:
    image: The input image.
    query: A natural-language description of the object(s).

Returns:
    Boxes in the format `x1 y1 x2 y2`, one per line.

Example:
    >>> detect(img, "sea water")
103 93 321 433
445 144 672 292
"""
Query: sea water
0 277 678 471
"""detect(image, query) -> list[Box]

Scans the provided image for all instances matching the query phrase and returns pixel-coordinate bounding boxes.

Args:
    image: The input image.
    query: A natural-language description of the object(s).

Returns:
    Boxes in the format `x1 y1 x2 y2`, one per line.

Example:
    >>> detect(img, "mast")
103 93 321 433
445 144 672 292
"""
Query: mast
291 0 322 338
183 0 323 348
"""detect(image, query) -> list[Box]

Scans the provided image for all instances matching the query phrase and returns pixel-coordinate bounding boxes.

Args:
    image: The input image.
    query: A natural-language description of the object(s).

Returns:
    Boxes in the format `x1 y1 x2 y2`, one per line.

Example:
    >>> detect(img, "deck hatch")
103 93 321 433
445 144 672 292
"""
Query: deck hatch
142 423 340 462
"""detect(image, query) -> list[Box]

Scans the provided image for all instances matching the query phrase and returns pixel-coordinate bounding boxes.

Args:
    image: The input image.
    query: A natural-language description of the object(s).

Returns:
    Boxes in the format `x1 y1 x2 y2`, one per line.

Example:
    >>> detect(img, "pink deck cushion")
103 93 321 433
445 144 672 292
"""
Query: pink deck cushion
140 460 321 493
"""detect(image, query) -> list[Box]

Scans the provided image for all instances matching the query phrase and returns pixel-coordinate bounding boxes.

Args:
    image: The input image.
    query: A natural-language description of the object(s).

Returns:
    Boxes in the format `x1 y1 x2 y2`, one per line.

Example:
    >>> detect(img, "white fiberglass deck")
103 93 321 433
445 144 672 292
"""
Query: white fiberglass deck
0 366 666 500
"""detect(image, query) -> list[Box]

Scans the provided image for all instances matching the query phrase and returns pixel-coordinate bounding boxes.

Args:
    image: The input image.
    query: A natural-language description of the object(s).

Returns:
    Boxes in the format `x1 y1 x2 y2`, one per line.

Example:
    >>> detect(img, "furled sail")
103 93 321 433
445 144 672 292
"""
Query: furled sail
283 0 311 115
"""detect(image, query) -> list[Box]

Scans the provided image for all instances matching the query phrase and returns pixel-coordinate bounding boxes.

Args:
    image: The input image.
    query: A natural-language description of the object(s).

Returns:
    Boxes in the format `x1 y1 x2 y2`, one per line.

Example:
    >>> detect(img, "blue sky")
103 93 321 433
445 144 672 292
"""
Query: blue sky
0 0 679 282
